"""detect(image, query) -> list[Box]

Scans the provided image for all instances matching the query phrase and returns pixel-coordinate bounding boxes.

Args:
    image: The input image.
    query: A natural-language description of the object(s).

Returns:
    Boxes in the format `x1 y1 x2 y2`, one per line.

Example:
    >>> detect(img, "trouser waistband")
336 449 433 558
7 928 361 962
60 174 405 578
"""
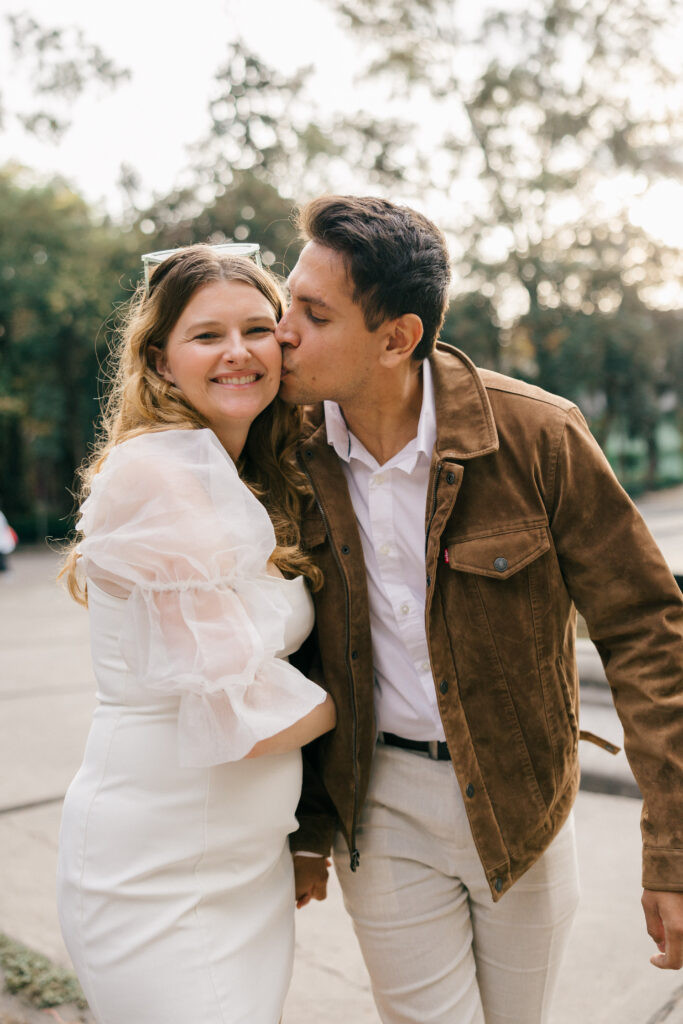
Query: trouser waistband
378 731 451 761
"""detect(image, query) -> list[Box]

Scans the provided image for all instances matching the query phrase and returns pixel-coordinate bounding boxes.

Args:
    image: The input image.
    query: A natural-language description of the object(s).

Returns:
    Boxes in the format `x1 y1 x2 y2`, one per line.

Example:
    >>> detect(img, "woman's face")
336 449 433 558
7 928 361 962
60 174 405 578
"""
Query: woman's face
154 279 282 456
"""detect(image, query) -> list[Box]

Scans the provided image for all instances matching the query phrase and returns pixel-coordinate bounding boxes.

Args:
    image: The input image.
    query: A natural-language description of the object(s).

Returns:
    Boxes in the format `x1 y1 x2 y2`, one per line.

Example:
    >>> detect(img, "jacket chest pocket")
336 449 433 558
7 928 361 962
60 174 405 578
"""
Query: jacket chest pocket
300 511 327 550
444 525 551 644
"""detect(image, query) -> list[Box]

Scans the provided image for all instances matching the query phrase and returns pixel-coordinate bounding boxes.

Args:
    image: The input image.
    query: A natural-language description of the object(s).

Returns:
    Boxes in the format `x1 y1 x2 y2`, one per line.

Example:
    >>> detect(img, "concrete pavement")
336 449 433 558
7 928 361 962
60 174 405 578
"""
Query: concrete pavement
1 547 682 1022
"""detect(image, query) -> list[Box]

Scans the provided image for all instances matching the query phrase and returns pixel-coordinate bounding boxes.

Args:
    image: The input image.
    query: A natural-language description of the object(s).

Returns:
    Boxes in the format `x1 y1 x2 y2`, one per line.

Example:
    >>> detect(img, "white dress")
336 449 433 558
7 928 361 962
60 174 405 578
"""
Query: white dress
56 429 327 1024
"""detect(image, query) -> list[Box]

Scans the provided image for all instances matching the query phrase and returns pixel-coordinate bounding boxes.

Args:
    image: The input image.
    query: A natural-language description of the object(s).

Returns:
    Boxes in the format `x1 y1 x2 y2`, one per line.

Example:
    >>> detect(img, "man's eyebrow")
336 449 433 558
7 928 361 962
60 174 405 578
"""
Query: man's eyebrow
287 288 335 312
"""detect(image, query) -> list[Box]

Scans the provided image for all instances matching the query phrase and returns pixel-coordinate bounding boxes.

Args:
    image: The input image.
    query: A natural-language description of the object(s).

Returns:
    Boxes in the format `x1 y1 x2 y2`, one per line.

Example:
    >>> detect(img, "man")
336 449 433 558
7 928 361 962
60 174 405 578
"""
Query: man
275 195 683 1023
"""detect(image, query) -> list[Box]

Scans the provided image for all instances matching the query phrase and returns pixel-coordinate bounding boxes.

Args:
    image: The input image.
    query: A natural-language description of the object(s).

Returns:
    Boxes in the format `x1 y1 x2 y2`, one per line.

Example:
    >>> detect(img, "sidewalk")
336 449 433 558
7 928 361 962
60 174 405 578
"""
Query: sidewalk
1 548 682 1022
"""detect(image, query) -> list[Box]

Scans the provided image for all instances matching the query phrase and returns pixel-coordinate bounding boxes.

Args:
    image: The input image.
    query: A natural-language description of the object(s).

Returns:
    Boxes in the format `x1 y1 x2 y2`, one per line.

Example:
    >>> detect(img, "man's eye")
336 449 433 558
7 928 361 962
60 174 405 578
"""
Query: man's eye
306 310 327 325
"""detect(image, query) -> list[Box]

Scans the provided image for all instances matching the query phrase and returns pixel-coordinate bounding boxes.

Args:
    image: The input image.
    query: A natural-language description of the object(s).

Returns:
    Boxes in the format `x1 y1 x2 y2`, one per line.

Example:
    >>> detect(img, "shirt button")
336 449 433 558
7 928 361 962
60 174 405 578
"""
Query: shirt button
466 783 475 798
439 679 448 695
421 661 430 672
380 543 391 556
400 603 410 616
493 556 508 572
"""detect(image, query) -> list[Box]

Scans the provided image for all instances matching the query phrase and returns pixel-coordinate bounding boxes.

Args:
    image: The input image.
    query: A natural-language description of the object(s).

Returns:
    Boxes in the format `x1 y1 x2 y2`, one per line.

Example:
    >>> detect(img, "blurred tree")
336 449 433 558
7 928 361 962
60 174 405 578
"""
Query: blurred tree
188 39 413 200
135 172 301 278
1 12 129 140
441 293 504 372
322 0 682 479
0 166 142 537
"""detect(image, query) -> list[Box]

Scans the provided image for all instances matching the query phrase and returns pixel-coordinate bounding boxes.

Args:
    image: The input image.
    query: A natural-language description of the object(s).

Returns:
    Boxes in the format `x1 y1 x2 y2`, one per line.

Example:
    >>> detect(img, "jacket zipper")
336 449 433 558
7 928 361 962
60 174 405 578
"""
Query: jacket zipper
298 452 361 871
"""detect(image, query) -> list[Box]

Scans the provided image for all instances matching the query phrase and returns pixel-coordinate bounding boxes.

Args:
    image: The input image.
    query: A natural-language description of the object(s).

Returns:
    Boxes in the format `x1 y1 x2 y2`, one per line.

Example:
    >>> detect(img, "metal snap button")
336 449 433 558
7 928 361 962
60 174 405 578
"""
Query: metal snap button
493 556 508 572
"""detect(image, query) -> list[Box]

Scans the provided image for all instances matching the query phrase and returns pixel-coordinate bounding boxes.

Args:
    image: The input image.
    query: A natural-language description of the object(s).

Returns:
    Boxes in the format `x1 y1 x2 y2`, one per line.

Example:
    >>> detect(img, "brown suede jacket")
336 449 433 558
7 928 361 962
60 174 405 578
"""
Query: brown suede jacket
290 343 683 901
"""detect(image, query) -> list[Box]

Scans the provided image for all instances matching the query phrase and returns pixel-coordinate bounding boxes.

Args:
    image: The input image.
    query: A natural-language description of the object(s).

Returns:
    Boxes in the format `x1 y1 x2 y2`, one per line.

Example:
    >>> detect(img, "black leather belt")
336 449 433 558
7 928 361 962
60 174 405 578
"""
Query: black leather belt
379 731 451 761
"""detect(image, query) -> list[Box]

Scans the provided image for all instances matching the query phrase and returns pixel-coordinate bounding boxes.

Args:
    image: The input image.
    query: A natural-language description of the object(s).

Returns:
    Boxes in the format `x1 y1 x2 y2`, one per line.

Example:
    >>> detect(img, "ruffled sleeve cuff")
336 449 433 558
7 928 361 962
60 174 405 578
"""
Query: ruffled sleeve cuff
177 658 327 767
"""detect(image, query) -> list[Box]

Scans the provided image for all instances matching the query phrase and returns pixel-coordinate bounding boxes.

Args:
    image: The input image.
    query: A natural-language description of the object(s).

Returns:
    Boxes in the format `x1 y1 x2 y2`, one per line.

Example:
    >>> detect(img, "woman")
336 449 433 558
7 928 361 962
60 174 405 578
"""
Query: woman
56 245 336 1024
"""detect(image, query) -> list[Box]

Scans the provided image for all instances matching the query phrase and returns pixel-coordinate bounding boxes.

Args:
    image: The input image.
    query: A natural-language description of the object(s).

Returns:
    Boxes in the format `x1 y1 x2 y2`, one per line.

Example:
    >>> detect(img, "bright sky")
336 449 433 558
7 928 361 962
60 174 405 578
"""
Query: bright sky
0 0 362 213
1 0 682 254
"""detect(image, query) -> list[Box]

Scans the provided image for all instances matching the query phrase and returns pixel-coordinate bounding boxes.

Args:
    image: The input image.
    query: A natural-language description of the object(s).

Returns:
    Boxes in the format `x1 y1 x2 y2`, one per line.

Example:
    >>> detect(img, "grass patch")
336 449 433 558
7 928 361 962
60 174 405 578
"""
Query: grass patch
0 934 87 1010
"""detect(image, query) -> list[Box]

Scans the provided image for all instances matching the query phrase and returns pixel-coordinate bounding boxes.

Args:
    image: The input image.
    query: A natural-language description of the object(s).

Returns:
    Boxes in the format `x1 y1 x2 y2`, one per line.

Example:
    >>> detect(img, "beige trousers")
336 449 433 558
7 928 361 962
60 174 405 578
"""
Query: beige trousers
333 742 580 1024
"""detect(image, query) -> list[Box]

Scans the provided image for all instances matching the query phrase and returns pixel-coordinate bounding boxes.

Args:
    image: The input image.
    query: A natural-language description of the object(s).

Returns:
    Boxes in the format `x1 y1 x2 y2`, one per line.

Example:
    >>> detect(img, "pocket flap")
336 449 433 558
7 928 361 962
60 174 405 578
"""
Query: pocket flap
446 527 550 579
301 511 327 549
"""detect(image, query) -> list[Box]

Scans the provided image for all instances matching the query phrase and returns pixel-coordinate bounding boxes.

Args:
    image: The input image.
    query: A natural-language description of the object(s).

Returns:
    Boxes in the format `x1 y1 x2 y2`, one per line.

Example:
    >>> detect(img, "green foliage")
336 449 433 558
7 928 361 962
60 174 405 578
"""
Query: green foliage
0 166 143 532
1 3 681 531
2 12 129 140
324 0 682 485
188 39 412 199
0 932 87 1009
137 172 301 277
441 293 504 371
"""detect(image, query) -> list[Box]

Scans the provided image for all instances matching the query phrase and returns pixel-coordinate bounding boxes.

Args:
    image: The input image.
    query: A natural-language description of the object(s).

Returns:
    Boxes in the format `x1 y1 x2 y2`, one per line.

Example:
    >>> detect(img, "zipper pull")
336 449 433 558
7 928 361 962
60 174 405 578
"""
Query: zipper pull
350 848 360 872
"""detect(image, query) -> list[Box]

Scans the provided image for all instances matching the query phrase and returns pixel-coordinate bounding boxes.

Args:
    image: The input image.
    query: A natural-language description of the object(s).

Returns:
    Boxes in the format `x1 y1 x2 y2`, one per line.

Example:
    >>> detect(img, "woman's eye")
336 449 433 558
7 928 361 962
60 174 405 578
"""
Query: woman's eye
195 332 220 341
246 325 275 336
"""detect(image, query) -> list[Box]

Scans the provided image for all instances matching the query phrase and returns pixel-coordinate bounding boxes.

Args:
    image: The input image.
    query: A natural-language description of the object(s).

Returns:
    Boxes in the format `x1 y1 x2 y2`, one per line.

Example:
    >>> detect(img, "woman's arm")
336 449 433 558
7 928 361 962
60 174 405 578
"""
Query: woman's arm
245 693 336 758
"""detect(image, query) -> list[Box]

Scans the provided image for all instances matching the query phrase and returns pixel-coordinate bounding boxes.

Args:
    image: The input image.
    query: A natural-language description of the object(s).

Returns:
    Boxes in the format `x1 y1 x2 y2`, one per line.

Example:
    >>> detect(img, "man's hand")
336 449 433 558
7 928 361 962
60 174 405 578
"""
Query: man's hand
642 889 683 969
293 855 330 909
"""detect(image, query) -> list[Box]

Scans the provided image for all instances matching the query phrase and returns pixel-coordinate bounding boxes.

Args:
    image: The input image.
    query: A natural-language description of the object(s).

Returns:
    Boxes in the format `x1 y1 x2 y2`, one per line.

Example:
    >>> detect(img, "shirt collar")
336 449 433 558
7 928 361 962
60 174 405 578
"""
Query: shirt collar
324 359 437 467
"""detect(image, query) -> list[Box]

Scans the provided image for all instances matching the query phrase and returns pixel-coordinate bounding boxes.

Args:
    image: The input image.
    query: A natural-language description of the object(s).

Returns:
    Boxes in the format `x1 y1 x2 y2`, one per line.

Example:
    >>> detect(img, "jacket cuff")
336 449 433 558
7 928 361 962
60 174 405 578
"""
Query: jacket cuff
642 845 683 891
289 814 336 858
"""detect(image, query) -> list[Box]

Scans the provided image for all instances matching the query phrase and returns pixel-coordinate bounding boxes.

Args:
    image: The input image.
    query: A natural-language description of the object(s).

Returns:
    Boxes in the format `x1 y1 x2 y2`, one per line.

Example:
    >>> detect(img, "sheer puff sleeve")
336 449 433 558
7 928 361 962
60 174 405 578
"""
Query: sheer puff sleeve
77 428 327 766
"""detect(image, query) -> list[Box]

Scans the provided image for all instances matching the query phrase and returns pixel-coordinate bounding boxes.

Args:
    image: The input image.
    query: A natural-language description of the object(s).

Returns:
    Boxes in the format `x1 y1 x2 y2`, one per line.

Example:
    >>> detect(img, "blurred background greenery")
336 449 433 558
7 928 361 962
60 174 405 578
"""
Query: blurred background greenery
1 0 681 541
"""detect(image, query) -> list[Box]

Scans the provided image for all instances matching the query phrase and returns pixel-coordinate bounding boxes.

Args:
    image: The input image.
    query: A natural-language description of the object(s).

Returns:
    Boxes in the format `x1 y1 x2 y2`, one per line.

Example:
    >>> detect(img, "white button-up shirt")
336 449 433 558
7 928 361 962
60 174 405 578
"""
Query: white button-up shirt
324 360 445 741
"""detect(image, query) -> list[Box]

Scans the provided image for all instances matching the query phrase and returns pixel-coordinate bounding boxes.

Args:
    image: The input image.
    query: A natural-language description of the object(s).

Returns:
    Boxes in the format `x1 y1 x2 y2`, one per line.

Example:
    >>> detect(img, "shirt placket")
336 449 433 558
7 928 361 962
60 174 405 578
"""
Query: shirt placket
369 465 442 724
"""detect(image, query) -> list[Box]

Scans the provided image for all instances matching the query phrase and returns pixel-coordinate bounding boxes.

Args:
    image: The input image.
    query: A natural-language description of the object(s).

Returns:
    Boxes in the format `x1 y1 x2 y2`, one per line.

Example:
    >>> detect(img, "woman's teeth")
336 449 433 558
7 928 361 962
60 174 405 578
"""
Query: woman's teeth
213 374 259 385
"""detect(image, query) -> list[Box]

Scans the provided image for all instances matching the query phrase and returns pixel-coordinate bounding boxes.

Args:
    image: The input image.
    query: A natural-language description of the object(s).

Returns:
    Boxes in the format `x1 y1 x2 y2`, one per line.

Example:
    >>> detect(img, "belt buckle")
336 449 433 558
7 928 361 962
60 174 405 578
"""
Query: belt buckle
427 740 439 760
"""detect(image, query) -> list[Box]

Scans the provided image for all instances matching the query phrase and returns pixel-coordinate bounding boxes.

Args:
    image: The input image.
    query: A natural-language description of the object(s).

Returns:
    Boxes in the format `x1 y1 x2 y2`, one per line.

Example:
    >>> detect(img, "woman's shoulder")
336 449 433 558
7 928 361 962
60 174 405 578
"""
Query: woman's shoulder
108 427 235 471
79 427 269 541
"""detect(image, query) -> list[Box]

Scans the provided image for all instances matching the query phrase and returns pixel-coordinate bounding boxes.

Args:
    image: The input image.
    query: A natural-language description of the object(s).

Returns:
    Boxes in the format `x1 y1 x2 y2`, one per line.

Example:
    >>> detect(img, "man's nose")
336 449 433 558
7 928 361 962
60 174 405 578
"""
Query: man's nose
275 313 299 348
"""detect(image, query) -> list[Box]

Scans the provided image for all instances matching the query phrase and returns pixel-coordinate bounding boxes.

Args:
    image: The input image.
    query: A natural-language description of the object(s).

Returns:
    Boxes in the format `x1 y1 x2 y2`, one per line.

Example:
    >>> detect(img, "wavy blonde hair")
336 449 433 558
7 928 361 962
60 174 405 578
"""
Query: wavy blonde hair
60 244 322 605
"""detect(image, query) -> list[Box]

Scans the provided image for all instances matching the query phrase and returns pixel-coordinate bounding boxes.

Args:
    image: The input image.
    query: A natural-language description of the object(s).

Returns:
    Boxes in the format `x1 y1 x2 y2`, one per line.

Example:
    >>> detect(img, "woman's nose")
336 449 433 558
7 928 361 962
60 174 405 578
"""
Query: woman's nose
220 332 250 361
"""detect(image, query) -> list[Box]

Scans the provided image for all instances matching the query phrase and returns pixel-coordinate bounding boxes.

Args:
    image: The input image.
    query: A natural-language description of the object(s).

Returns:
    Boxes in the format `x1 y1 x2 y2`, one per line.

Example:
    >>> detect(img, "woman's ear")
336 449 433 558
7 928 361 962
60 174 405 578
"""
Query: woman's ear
149 345 174 384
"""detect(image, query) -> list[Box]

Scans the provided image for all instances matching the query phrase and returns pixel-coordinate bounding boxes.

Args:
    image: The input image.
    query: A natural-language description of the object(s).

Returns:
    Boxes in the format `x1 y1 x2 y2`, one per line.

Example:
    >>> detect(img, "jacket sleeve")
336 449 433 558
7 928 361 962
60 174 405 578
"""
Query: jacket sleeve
288 629 339 856
549 406 683 891
289 740 339 856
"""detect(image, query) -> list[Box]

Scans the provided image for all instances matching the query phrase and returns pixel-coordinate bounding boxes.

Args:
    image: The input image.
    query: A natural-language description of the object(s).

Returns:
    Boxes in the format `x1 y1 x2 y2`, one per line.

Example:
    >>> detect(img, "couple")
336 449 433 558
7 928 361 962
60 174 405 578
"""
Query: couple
57 195 683 1024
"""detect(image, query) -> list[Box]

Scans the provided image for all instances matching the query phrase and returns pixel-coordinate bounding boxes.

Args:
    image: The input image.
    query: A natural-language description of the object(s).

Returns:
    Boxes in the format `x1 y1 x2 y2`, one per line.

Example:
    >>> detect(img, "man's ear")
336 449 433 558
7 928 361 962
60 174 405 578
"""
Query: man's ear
379 314 423 368
149 345 174 384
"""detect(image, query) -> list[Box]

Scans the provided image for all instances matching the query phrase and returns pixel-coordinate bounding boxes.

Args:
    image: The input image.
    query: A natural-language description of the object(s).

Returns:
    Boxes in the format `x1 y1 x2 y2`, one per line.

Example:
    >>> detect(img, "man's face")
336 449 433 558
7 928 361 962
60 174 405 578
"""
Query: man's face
276 241 384 406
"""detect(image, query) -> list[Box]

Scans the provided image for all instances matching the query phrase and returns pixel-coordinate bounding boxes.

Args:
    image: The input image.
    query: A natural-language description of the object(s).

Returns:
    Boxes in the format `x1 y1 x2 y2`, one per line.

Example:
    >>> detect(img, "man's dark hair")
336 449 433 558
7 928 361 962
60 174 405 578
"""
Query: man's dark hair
296 195 451 360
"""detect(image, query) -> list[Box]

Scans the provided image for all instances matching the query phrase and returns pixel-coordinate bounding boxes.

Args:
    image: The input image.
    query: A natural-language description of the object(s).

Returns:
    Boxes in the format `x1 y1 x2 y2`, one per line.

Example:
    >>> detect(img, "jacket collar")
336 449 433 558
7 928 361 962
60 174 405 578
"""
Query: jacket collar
299 343 499 462
430 343 499 460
